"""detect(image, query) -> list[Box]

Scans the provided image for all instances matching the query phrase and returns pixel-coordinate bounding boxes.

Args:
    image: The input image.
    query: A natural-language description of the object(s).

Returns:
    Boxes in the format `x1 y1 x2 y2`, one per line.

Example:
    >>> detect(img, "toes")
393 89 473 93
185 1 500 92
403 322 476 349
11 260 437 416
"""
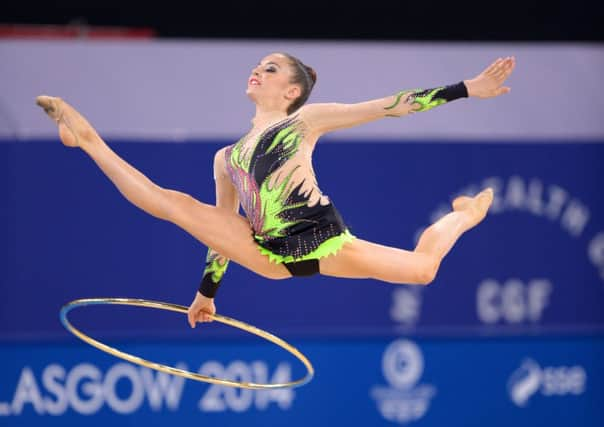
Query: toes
35 95 49 108
36 95 56 109
36 95 54 113
479 187 494 200
476 188 494 211
36 96 63 121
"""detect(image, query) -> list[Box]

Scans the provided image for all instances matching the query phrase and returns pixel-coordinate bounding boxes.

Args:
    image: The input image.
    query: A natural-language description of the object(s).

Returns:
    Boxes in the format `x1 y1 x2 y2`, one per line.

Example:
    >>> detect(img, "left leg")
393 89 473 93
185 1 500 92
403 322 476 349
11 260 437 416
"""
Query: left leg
35 95 289 280
320 189 493 285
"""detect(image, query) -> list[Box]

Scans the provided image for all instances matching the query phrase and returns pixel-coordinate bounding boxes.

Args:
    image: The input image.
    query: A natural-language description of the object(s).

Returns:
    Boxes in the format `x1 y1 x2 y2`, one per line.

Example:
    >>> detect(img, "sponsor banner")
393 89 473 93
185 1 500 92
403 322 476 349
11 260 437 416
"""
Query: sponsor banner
1 141 603 340
0 336 602 426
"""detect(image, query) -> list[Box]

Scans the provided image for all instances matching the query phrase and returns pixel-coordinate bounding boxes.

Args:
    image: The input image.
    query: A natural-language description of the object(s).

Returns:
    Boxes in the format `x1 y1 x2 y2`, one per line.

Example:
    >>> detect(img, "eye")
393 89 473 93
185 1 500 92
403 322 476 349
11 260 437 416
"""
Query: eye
265 66 277 73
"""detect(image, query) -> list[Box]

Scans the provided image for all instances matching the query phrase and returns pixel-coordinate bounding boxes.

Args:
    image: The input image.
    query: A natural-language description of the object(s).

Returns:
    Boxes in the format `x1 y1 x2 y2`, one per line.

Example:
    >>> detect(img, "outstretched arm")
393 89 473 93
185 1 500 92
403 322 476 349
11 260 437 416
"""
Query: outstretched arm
300 56 516 135
188 147 239 327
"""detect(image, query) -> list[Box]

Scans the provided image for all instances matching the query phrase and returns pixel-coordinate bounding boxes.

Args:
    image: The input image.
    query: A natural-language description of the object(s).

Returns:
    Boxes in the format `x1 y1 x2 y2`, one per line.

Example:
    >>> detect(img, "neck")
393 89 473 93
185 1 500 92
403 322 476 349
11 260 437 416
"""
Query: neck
251 105 288 130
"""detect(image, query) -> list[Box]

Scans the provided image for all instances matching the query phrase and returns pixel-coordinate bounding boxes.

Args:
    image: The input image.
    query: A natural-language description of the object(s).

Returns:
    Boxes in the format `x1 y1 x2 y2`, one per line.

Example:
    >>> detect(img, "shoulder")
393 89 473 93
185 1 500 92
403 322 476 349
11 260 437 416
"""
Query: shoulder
213 145 232 171
298 103 340 121
214 145 228 160
297 103 348 135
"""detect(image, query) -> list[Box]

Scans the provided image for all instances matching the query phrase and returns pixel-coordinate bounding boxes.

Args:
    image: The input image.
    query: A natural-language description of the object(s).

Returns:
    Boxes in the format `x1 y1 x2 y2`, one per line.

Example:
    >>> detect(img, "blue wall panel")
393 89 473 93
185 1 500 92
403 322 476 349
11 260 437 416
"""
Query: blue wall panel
1 140 603 340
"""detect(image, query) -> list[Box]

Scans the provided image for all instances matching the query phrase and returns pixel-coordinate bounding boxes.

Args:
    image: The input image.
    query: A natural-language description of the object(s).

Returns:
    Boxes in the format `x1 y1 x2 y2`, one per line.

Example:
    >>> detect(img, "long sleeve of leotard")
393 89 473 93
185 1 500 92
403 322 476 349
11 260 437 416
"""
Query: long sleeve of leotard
198 249 230 298
384 81 469 115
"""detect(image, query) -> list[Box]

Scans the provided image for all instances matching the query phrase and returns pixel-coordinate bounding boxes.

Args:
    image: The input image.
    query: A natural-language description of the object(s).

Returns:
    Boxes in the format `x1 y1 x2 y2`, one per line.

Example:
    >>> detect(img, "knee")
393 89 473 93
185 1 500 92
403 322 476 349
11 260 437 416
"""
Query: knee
414 255 440 285
164 188 194 204
161 189 198 221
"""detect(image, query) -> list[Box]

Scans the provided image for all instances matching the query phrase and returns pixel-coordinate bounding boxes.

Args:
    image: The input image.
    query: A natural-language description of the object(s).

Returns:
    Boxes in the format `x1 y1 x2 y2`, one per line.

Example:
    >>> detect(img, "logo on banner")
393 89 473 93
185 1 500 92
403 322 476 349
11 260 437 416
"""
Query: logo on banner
370 340 436 424
507 358 586 407
476 278 552 325
390 288 423 327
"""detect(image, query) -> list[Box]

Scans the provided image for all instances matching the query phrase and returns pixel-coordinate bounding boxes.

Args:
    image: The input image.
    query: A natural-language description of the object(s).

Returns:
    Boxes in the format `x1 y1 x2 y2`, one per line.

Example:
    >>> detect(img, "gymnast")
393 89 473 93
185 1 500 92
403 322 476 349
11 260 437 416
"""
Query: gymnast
36 52 515 328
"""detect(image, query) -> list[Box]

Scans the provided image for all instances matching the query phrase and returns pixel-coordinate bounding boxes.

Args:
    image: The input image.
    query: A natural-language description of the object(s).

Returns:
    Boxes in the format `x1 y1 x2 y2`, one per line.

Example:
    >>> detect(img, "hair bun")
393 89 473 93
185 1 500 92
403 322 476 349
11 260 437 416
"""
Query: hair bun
304 65 317 85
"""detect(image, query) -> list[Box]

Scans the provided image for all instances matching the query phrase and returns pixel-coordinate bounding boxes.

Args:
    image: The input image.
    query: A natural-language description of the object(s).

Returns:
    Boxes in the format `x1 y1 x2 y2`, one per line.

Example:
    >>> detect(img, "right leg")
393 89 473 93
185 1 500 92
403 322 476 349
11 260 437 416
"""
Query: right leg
36 96 289 280
320 189 494 284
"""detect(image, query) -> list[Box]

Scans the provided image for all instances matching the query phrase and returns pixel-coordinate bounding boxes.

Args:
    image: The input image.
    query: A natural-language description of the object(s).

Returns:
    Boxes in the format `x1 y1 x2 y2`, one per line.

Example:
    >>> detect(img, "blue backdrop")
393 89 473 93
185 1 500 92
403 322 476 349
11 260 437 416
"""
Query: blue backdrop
1 140 603 339
1 139 603 426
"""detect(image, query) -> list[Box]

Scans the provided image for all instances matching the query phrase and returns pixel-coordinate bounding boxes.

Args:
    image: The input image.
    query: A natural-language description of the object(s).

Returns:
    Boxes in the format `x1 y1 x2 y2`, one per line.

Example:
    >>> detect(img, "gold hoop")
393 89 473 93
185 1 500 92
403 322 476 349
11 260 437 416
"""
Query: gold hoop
60 298 314 389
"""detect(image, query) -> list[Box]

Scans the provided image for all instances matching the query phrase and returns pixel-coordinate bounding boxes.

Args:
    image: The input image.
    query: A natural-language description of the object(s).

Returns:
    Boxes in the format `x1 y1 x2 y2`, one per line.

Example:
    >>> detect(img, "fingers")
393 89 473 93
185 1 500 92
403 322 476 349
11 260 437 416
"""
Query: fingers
496 86 511 96
187 308 215 328
187 309 196 328
494 57 516 80
495 58 514 80
485 58 504 76
502 57 516 80
486 56 515 80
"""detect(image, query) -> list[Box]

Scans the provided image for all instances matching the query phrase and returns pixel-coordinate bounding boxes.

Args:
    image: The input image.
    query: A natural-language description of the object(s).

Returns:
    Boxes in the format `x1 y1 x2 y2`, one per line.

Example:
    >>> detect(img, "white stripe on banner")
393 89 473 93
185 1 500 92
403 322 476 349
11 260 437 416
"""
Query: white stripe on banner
1 40 603 142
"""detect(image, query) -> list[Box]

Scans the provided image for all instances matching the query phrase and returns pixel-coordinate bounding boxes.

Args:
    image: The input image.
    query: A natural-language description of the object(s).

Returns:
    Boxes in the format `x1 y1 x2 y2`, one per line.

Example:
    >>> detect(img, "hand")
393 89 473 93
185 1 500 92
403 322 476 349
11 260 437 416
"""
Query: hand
187 291 216 328
464 57 516 99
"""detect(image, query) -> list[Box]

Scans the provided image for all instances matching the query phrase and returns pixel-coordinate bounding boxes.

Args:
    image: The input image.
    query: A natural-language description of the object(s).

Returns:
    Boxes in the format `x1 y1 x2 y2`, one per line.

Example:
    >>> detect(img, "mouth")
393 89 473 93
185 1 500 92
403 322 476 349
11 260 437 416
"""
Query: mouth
248 77 261 86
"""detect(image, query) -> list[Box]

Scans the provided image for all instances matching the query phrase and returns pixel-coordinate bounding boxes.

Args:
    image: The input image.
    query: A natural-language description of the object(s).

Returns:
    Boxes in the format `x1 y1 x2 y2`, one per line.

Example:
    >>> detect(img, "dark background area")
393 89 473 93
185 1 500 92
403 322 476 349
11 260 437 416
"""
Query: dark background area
2 0 603 41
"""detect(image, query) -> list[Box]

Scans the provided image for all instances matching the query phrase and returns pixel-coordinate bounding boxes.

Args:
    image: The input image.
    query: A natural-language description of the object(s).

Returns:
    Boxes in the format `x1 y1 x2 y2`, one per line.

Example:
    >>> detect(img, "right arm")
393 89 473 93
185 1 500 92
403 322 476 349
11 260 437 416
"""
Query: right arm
187 147 239 327
298 83 469 136
298 56 515 136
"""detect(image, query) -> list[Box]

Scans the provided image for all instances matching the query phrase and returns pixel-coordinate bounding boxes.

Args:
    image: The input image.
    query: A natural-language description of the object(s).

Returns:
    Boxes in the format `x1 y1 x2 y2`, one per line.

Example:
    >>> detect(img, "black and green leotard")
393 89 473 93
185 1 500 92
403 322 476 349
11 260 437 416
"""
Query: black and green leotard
225 116 354 263
197 115 353 297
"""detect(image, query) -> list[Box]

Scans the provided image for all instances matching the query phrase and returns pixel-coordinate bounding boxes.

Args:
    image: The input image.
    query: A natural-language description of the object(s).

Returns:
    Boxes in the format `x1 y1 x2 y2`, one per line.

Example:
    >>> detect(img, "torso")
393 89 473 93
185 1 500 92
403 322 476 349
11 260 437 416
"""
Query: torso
225 114 346 260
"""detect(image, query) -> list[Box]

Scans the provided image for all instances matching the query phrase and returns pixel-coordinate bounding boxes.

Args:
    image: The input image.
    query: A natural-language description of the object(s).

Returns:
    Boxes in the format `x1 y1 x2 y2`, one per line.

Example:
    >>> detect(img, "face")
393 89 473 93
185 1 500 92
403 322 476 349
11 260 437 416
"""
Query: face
246 53 301 108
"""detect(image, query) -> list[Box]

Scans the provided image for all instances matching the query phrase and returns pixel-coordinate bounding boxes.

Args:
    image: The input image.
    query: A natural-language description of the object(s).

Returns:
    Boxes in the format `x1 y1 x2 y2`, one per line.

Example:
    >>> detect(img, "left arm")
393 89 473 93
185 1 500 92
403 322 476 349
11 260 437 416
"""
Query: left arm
187 147 238 328
300 56 515 136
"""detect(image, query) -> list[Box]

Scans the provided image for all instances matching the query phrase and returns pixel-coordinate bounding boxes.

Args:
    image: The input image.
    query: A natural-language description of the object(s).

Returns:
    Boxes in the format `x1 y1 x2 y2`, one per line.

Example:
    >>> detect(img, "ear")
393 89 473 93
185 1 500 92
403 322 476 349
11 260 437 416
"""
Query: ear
285 84 301 101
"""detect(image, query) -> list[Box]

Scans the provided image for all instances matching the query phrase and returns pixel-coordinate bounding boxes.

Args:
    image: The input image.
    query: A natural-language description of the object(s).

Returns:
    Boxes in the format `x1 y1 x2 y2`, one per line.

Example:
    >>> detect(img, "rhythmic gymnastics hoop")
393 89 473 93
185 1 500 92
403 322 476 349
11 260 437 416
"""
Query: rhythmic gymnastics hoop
60 298 314 389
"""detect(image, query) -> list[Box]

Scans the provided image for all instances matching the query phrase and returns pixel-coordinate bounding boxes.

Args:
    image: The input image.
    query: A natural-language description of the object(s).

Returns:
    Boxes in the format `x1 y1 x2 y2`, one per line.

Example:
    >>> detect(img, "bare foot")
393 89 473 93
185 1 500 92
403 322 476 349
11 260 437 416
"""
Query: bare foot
36 96 98 148
456 188 494 230
452 195 472 211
